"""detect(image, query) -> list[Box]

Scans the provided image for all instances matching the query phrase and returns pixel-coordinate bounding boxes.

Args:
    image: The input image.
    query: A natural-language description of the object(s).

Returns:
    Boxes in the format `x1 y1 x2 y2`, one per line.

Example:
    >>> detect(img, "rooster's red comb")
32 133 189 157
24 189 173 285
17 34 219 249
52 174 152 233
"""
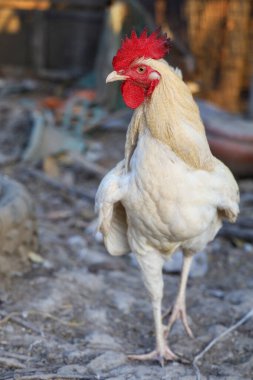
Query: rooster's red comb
112 28 171 72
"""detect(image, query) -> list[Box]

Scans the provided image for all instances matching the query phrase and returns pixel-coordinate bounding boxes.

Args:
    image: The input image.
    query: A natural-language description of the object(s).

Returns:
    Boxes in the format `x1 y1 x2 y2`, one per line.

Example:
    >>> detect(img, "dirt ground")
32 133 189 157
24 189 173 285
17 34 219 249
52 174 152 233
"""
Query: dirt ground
0 99 253 380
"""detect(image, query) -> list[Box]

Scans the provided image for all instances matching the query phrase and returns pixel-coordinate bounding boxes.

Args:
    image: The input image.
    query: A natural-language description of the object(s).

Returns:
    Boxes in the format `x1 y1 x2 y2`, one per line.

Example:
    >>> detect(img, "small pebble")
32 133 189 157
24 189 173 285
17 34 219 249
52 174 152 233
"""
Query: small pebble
87 351 126 373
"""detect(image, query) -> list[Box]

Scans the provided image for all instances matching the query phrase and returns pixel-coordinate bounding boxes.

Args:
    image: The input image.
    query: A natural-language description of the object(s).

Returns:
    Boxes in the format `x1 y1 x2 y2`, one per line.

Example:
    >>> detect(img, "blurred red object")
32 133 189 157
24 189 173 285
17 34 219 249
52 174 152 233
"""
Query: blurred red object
40 90 96 110
73 90 97 102
41 96 65 110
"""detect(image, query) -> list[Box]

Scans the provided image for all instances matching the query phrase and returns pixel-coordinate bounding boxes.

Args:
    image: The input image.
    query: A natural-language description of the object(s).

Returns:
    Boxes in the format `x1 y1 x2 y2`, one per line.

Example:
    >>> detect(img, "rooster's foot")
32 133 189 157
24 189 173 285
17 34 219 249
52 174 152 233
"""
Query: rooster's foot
128 345 177 367
164 301 194 338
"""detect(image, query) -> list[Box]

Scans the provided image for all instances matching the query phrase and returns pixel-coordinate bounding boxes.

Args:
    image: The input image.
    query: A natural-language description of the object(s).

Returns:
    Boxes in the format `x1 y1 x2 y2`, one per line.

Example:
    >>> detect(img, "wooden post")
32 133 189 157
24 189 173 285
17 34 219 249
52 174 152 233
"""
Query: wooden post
155 0 167 27
31 10 45 71
216 0 251 112
185 0 228 93
249 75 253 119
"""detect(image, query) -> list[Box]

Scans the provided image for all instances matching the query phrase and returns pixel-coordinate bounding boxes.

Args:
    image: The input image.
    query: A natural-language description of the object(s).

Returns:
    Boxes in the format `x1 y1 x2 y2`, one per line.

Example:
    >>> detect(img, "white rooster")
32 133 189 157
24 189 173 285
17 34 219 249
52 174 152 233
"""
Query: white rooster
95 30 239 364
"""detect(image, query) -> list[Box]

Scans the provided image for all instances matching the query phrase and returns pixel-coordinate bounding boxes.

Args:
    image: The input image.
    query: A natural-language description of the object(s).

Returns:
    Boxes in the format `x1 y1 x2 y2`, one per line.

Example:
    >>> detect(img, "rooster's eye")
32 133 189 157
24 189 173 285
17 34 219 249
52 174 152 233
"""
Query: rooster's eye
137 66 146 74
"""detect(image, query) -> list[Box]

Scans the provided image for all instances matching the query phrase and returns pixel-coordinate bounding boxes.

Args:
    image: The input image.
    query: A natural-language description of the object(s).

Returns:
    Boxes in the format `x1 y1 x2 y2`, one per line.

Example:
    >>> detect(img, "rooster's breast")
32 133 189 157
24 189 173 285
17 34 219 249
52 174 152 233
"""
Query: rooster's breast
122 129 218 252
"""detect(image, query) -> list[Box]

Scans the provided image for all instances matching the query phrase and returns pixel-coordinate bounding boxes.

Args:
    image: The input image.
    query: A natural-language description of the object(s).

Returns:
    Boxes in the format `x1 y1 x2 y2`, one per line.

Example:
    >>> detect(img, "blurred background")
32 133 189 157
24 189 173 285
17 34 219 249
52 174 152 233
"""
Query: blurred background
0 0 252 174
0 2 253 379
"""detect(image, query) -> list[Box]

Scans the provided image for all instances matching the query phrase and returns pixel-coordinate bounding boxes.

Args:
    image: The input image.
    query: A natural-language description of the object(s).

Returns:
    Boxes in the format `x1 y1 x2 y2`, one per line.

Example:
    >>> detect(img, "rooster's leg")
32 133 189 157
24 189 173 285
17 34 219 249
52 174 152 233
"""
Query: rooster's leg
164 254 194 338
128 252 177 366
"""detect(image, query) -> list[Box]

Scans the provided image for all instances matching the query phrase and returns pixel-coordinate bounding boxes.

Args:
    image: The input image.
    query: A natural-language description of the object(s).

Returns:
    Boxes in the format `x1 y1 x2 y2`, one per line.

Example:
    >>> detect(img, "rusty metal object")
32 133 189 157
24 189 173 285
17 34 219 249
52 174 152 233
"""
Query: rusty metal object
198 100 253 177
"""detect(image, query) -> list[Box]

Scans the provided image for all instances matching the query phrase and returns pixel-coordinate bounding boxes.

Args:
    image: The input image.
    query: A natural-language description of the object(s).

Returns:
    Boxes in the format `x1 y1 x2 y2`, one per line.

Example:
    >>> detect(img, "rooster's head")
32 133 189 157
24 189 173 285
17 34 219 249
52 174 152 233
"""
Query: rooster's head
106 29 171 109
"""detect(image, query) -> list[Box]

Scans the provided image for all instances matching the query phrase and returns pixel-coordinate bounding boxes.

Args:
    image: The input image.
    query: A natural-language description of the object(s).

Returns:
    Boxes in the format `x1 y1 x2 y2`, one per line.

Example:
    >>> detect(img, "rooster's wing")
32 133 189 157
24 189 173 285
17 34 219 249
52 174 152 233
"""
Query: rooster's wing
95 160 130 256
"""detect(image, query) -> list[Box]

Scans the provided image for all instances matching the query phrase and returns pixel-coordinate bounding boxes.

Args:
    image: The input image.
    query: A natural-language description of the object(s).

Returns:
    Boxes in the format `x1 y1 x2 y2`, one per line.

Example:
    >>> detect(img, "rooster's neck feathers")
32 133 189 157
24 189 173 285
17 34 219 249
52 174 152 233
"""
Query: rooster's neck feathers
125 59 214 171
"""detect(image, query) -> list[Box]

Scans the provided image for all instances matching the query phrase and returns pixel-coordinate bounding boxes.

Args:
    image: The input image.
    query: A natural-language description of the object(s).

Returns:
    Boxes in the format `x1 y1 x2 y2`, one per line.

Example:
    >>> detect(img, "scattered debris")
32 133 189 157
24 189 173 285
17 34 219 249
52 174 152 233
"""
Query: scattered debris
23 111 84 163
26 167 95 201
193 308 253 380
28 252 44 264
0 356 26 369
0 85 252 379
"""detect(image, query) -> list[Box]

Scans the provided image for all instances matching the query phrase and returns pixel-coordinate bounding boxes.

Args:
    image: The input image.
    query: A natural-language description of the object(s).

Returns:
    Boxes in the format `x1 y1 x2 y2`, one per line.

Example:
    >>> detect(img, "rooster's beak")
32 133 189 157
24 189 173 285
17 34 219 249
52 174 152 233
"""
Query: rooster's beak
106 71 128 83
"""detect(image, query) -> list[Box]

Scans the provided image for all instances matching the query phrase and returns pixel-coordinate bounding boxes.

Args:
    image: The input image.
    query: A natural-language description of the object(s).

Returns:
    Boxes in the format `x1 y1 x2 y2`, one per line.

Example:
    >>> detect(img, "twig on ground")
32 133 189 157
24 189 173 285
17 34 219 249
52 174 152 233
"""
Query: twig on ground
69 152 107 177
192 307 253 380
0 357 25 369
236 216 253 228
6 315 41 334
219 225 253 242
0 310 85 329
0 351 31 361
43 209 74 221
240 193 253 204
26 168 95 201
0 155 20 168
12 375 103 380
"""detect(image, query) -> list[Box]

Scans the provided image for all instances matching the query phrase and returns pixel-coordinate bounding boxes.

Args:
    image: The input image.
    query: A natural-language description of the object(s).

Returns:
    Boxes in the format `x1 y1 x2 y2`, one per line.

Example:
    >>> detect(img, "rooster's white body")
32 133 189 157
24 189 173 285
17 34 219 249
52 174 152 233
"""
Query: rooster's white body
96 57 239 363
